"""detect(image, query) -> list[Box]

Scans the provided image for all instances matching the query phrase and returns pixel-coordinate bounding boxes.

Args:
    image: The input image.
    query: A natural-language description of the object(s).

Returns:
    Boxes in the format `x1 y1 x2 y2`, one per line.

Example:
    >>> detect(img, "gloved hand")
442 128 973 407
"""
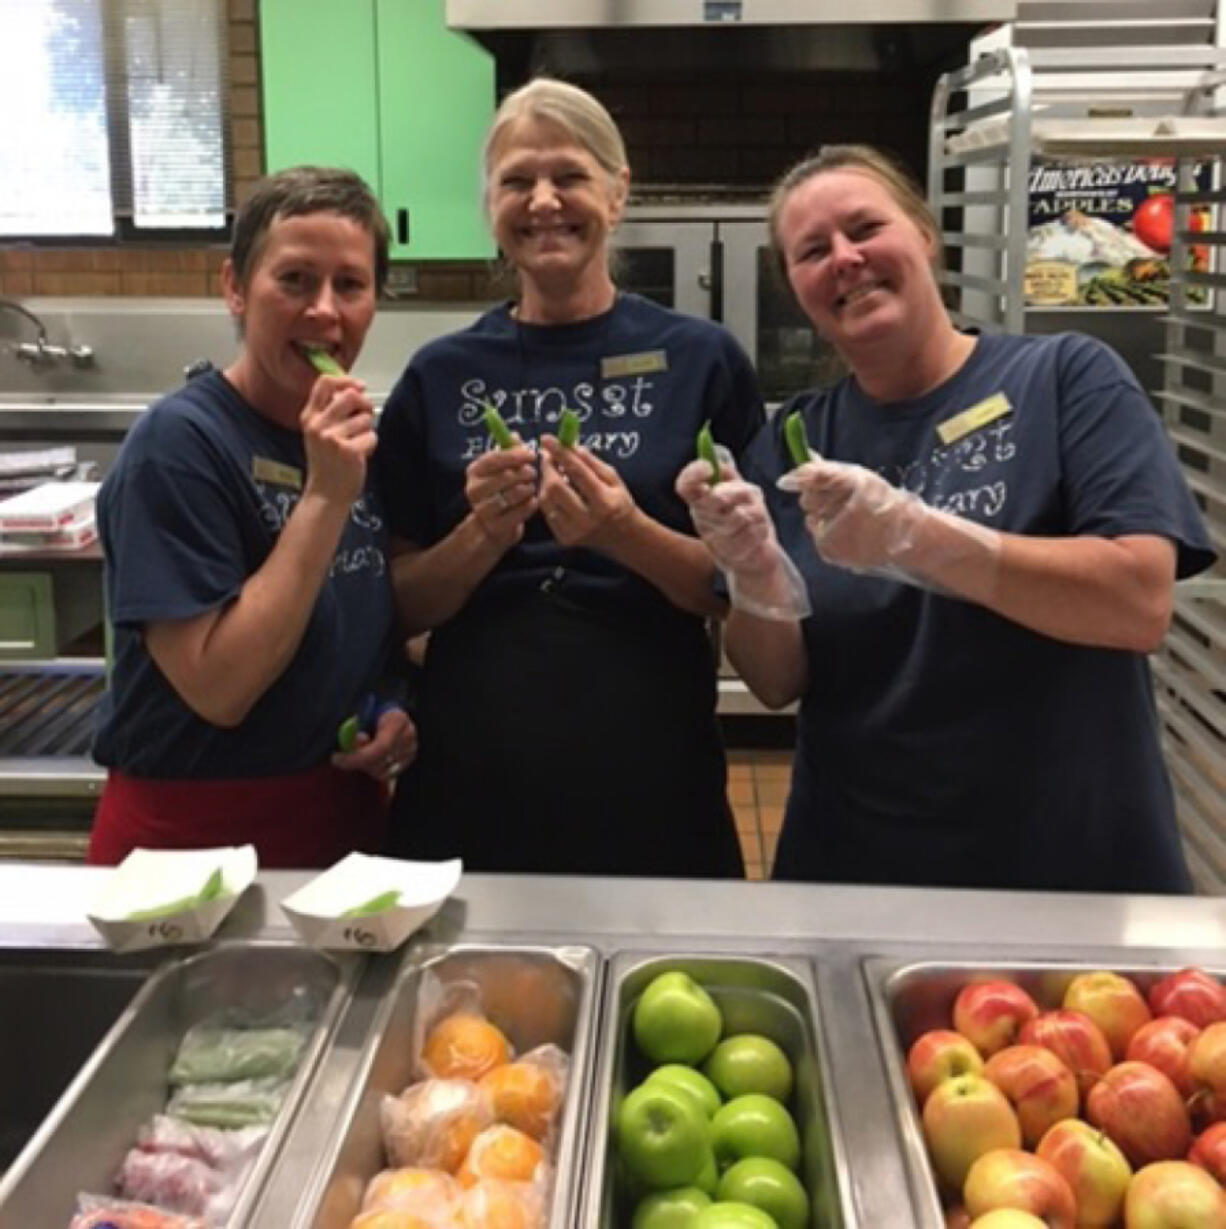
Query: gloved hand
780 457 1001 588
676 447 811 621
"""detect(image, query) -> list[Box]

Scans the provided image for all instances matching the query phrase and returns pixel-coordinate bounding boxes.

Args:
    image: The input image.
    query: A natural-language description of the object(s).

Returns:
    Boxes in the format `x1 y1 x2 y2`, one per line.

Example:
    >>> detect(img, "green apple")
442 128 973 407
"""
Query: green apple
634 971 723 1066
648 1063 723 1117
695 1147 719 1195
632 1186 712 1229
703 1035 794 1103
693 1201 780 1229
711 1094 801 1172
618 1081 713 1189
717 1157 809 1229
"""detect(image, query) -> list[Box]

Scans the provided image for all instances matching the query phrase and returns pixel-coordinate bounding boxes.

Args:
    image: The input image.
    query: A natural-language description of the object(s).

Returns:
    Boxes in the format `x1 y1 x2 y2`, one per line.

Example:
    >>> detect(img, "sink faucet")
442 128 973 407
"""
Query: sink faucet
0 297 95 368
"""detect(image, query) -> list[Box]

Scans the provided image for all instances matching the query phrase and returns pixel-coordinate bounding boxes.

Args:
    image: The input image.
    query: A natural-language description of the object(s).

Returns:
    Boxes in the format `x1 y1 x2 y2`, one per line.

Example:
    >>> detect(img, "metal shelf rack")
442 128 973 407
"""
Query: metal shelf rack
928 35 1226 890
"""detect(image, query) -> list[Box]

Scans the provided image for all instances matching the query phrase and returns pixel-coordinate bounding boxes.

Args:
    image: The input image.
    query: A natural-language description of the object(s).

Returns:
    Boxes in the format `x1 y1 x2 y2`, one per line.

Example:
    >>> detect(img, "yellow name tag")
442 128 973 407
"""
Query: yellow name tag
601 349 668 379
936 392 1012 446
251 456 303 490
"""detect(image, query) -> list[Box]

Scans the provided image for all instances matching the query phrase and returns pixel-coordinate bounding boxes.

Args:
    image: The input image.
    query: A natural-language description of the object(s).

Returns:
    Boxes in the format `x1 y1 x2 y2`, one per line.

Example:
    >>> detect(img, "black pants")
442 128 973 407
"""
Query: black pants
388 590 743 877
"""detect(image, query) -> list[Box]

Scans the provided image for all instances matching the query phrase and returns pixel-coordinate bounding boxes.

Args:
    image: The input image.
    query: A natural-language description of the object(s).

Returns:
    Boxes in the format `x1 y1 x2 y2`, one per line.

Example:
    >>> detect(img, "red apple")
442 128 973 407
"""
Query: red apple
1148 968 1226 1028
963 1148 1076 1229
982 1045 1079 1148
945 1206 972 1229
922 1073 1022 1193
1085 1061 1192 1167
1125 1159 1226 1227
1189 1121 1226 1185
1035 1118 1131 1227
1188 1021 1226 1101
954 981 1040 1058
1063 971 1152 1060
908 1029 985 1105
1018 1009 1112 1097
1127 1016 1201 1098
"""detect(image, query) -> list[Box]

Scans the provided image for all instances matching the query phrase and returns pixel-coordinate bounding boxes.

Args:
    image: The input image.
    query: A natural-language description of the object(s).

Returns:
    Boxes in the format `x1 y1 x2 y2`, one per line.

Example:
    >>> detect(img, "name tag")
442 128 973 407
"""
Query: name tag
251 456 303 490
601 349 668 379
936 392 1012 446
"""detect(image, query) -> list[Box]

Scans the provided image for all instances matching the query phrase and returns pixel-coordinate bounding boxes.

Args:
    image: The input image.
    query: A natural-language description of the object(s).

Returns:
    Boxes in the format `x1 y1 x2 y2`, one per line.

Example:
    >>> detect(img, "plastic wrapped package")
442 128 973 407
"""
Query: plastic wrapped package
458 1178 546 1229
115 1149 245 1223
478 1044 568 1143
456 1125 547 1188
165 1076 290 1128
380 1079 494 1173
135 1115 267 1171
68 1192 207 1229
413 978 511 1083
361 1167 461 1215
168 1024 307 1085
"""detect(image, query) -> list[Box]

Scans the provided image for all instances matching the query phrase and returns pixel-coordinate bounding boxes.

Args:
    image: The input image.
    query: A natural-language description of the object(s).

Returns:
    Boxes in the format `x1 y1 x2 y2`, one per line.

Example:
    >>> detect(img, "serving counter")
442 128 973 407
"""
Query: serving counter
2 865 1225 1227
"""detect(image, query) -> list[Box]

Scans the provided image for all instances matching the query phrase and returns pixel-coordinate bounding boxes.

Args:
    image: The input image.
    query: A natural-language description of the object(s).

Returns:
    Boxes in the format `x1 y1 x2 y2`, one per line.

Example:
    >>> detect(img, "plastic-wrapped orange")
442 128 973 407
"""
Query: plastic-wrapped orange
348 1211 436 1229
457 1125 546 1189
478 1059 562 1140
422 1014 513 1082
458 1178 545 1229
381 1078 495 1173
362 1166 461 1214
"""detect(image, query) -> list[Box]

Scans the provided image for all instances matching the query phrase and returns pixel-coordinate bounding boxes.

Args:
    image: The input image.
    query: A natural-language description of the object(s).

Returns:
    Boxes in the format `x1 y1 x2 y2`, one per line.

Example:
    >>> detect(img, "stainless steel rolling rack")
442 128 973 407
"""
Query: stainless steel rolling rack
928 33 1226 890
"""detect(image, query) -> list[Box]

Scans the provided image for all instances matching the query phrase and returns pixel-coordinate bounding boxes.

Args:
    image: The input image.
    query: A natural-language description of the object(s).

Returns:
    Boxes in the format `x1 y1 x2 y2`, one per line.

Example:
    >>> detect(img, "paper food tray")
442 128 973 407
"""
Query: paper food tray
87 845 258 952
281 853 462 952
0 480 99 532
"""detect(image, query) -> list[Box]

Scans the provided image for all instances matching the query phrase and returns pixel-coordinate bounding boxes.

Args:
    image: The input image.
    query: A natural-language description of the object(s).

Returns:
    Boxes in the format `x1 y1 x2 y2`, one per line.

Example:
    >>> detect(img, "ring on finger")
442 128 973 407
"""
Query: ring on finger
494 489 509 511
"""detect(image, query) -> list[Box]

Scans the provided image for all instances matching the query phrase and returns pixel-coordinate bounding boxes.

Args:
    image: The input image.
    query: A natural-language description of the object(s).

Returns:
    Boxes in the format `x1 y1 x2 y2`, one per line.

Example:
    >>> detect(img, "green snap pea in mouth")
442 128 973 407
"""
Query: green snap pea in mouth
341 889 401 918
784 410 811 468
482 402 516 449
696 420 721 486
557 408 580 448
301 345 345 376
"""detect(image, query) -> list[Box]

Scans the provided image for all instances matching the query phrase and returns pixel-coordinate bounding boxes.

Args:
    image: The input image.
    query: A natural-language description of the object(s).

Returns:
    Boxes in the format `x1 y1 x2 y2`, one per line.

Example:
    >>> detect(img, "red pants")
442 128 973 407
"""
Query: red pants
88 765 387 869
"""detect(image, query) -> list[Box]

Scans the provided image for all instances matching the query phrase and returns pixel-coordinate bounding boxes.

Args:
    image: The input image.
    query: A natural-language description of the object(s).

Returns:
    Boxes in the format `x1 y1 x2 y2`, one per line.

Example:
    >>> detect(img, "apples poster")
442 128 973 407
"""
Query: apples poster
1025 157 1213 307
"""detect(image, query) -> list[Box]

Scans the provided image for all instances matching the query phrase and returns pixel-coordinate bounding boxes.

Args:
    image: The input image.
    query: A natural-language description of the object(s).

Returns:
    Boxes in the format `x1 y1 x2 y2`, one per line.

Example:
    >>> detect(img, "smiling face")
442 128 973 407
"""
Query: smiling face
486 114 628 315
775 167 946 361
221 210 377 426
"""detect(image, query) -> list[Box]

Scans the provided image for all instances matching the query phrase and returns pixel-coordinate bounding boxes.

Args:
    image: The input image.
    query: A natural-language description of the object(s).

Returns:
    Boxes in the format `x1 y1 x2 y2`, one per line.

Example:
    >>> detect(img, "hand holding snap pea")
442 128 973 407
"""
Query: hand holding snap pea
696 421 722 486
784 410 813 468
482 401 517 450
538 436 635 549
557 408 581 448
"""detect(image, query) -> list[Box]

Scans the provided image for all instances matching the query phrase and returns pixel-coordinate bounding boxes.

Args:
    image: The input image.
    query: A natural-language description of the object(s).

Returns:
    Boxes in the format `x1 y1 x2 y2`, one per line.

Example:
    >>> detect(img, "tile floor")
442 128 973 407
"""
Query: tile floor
727 749 793 880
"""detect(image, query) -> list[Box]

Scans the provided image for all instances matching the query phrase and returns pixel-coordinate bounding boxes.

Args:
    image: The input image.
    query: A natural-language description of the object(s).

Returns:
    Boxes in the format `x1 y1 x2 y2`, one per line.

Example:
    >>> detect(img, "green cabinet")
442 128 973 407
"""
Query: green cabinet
260 0 495 261
0 570 101 660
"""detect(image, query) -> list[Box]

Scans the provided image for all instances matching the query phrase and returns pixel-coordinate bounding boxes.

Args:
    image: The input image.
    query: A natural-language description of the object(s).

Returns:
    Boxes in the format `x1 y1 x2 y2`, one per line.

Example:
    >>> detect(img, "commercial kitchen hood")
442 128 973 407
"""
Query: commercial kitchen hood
446 0 1018 29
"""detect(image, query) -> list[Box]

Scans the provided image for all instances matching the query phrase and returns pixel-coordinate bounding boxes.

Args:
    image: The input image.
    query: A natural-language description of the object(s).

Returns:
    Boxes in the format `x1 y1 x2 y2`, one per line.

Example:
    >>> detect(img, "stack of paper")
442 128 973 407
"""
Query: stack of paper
0 480 100 551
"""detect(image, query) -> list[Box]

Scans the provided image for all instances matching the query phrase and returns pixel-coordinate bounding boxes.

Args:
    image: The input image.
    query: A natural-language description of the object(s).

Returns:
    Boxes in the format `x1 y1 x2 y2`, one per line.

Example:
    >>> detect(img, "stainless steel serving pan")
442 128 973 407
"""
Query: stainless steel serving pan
0 940 358 1228
284 942 600 1229
580 951 855 1228
863 956 1217 1228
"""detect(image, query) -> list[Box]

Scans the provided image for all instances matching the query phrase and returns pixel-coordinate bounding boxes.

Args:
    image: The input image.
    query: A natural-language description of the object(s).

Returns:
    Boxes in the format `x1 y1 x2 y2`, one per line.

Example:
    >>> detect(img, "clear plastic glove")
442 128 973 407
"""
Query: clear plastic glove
675 446 811 621
779 457 1001 589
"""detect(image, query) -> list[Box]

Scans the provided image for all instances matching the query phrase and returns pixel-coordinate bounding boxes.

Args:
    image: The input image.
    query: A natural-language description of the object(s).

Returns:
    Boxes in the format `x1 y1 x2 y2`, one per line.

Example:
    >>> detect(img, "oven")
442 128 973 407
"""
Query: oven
615 199 843 407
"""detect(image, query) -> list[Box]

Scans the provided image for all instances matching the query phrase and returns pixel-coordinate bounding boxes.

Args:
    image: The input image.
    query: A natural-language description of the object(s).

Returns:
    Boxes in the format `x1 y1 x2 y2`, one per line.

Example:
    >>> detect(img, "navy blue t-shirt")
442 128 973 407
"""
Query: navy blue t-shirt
93 370 398 777
376 293 764 623
742 331 1215 893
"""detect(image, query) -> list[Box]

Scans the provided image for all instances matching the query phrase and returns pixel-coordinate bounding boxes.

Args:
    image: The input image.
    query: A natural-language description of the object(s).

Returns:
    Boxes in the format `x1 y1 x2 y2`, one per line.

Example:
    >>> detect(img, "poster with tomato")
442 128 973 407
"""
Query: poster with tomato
1024 157 1212 307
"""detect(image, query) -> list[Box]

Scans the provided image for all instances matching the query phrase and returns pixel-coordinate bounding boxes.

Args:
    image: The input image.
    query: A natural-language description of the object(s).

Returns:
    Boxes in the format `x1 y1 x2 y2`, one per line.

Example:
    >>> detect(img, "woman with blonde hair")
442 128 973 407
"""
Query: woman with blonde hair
677 144 1214 892
377 78 763 874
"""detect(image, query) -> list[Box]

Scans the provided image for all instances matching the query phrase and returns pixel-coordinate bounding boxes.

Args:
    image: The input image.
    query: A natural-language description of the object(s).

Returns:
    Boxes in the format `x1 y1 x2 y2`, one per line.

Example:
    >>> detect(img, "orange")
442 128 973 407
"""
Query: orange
382 1078 494 1173
458 1179 545 1229
348 1212 436 1229
421 1013 513 1082
478 1059 562 1141
362 1166 460 1214
457 1124 546 1189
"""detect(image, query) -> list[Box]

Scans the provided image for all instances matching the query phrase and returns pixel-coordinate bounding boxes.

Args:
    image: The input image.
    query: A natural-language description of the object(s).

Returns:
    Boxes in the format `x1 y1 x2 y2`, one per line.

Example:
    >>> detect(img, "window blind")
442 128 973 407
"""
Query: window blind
0 0 230 238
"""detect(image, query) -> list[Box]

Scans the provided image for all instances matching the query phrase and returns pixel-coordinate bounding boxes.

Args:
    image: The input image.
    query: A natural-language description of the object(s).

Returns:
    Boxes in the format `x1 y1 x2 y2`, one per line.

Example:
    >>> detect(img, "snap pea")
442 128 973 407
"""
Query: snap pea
557 408 580 448
695 421 721 486
784 410 811 468
336 714 361 753
302 345 345 377
126 867 225 921
482 402 516 449
341 889 401 918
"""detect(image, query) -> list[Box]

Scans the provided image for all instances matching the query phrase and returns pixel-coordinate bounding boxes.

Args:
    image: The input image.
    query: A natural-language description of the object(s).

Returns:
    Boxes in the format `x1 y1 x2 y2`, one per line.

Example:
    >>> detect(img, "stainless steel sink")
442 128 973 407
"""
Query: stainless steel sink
0 946 155 1170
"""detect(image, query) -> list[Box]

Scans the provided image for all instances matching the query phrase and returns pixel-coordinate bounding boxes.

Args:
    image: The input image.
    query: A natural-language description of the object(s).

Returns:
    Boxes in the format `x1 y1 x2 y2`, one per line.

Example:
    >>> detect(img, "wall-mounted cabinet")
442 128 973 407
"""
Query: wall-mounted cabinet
260 0 495 261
